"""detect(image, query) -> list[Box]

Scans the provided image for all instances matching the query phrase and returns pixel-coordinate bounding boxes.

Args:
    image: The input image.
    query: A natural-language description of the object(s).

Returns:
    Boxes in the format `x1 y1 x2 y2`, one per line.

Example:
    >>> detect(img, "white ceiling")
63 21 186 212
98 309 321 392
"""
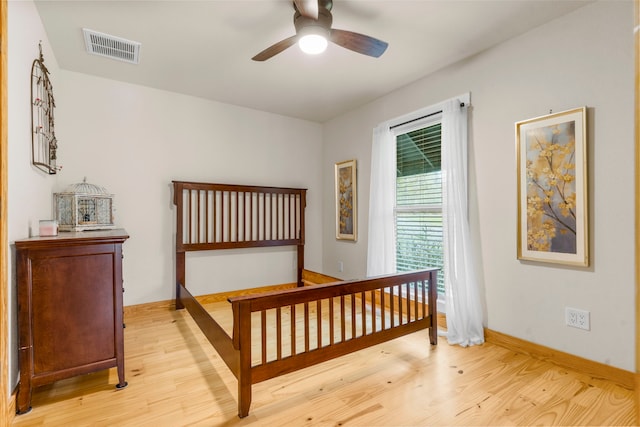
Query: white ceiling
35 0 592 123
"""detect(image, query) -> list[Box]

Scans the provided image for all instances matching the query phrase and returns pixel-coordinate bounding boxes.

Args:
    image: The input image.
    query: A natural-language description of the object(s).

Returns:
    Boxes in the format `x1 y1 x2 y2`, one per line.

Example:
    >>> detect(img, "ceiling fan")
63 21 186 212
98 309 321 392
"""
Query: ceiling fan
252 0 388 61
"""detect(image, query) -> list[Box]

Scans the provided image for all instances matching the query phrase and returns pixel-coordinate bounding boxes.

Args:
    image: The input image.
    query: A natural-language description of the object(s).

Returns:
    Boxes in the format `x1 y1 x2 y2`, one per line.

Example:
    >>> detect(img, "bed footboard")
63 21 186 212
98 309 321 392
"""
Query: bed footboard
229 269 438 418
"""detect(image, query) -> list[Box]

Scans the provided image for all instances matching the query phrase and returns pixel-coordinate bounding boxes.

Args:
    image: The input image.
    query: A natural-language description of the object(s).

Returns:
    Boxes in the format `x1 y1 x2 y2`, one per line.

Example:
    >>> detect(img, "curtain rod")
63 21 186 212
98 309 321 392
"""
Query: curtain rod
390 102 466 130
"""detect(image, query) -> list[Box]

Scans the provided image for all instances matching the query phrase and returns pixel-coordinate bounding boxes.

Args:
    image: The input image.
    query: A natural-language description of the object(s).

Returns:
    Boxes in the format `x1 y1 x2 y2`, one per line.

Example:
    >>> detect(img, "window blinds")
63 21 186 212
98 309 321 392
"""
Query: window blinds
395 123 444 292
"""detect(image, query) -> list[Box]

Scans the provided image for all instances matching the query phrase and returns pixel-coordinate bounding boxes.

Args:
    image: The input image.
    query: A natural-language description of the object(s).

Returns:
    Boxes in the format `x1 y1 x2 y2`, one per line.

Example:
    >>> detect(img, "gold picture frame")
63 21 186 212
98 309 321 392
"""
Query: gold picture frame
516 107 588 266
335 159 357 241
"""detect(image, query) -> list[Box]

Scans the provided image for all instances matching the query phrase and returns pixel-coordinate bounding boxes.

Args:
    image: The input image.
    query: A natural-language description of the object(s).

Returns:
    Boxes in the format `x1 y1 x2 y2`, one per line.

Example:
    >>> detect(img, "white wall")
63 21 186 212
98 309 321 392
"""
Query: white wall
7 0 60 397
54 72 323 303
322 1 635 371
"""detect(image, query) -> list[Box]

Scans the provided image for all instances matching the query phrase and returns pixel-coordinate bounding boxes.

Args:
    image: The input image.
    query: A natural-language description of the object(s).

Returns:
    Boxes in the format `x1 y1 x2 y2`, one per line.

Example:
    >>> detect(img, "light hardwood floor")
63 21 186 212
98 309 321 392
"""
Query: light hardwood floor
11 300 636 426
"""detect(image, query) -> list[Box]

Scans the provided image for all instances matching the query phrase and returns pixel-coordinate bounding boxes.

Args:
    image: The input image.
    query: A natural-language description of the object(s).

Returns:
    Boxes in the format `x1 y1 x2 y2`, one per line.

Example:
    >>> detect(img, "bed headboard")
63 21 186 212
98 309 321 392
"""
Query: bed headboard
172 181 307 305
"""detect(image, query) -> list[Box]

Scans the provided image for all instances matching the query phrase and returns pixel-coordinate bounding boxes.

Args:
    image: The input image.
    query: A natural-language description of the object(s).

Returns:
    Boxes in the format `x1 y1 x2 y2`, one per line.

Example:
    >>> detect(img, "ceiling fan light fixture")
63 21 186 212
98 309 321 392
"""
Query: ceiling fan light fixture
298 33 328 55
253 1 387 61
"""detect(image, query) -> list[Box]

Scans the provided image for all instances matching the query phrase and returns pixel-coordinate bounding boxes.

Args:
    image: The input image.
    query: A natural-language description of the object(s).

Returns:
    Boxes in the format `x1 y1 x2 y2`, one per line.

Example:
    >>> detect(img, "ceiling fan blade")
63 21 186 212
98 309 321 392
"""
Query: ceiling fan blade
252 35 298 61
330 29 388 58
293 0 319 19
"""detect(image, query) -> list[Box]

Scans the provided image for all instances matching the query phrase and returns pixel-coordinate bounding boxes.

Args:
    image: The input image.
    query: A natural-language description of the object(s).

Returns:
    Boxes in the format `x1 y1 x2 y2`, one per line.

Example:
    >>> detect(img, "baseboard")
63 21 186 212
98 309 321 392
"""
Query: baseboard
123 282 296 317
484 328 635 390
125 270 340 316
302 270 342 285
195 283 296 304
123 299 174 317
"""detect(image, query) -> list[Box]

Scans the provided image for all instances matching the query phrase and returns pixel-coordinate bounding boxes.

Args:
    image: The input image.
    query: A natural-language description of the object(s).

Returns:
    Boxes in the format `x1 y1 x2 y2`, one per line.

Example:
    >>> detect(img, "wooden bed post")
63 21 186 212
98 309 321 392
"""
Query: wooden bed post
297 190 306 287
176 251 185 310
173 181 185 310
297 244 304 287
235 300 252 418
428 270 438 345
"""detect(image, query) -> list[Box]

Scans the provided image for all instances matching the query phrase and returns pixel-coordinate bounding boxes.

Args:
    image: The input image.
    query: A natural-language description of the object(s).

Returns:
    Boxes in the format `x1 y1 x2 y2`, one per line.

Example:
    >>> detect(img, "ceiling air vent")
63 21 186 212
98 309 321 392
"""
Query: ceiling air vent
82 28 141 64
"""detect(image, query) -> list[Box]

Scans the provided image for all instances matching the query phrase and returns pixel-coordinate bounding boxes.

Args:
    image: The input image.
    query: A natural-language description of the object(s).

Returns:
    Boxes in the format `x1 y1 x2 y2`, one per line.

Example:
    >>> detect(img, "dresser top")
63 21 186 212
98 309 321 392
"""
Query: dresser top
15 228 129 248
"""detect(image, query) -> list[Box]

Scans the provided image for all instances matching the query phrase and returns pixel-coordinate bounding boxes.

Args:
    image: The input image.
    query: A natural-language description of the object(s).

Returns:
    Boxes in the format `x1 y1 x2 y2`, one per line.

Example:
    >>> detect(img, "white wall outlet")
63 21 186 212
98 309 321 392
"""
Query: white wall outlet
338 261 344 273
565 307 590 331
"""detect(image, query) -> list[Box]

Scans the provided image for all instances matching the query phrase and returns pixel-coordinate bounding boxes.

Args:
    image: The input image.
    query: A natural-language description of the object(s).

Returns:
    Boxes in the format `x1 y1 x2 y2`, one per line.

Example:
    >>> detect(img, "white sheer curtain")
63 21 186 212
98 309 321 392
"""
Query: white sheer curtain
366 123 396 277
441 99 484 346
367 96 484 347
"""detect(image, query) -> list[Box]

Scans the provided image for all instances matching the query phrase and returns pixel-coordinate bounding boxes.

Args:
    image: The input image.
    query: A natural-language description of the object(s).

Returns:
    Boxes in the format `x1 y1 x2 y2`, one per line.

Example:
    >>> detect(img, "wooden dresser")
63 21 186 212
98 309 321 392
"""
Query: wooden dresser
15 229 129 414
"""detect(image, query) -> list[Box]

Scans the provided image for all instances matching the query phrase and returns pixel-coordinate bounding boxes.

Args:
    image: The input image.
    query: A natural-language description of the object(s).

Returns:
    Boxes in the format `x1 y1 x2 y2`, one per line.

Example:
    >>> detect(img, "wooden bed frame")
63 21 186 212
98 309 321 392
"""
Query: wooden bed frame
173 181 438 418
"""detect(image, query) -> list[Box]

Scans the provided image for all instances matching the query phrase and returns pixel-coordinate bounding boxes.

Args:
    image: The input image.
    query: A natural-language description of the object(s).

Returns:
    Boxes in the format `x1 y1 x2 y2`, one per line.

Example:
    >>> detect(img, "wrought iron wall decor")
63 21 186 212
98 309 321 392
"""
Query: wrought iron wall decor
31 42 58 174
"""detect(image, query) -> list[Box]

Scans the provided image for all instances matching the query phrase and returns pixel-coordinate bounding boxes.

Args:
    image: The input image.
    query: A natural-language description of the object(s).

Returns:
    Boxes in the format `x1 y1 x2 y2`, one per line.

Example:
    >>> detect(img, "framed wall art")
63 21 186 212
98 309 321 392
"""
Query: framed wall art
335 159 357 241
516 107 588 266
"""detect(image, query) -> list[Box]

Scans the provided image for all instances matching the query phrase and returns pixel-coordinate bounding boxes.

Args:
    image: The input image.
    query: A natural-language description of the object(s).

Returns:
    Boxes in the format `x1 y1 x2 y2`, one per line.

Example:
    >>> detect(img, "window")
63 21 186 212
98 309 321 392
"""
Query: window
369 95 479 337
394 121 445 294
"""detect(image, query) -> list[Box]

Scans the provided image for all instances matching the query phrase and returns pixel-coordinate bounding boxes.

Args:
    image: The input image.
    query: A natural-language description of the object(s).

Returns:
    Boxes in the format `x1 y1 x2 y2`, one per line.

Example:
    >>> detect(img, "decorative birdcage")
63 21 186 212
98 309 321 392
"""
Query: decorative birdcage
54 178 115 231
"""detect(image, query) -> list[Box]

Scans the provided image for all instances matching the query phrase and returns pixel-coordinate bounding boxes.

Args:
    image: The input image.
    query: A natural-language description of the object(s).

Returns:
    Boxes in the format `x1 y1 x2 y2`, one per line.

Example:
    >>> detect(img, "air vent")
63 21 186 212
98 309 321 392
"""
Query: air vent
82 28 141 64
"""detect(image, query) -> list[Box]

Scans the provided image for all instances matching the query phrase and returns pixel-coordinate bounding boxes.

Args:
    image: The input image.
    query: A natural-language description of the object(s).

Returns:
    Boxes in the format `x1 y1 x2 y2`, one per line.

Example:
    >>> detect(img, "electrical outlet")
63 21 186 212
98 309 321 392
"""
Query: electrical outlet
565 307 590 331
338 261 344 273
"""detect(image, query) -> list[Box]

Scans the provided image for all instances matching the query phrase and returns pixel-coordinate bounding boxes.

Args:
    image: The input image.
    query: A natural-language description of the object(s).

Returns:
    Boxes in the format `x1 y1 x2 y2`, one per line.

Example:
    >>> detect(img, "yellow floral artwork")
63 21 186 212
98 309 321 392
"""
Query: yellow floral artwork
525 121 577 253
335 159 357 240
516 107 588 266
338 166 354 234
